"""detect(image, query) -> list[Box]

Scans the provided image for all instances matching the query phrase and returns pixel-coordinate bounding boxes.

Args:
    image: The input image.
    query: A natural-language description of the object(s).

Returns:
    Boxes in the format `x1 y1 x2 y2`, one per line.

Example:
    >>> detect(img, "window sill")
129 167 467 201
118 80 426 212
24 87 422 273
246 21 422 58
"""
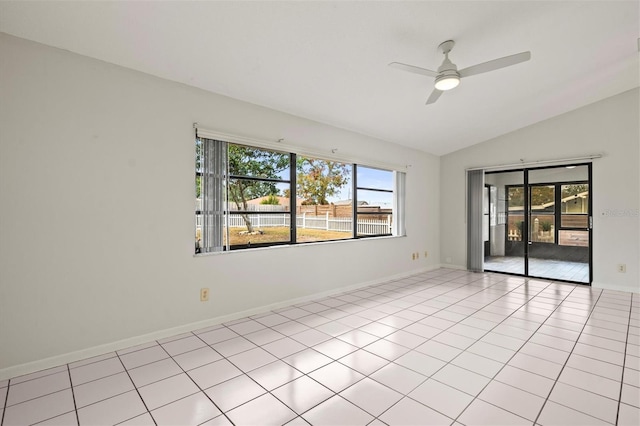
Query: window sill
193 234 405 257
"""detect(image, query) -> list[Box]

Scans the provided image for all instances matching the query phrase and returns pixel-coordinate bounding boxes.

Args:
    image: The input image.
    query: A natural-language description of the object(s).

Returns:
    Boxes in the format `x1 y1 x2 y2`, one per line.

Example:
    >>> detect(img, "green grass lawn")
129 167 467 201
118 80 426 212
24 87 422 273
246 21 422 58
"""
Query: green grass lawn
228 226 351 245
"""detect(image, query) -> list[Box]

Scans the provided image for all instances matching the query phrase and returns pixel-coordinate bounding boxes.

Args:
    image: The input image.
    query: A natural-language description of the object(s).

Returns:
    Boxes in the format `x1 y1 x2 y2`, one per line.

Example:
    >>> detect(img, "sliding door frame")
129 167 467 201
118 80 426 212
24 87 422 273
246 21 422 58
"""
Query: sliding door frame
482 163 592 285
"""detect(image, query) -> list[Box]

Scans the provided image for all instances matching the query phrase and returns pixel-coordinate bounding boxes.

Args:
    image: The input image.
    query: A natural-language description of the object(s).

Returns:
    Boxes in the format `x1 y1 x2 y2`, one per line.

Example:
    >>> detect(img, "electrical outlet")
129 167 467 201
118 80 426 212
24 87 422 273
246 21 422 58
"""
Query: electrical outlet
411 253 416 260
617 264 626 273
200 288 210 301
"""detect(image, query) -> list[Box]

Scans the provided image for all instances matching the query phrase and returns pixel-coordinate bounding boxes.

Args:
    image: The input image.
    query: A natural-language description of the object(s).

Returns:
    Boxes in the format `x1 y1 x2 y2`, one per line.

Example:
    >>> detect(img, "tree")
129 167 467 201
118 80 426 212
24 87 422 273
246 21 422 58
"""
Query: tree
296 157 350 205
562 184 588 198
228 145 289 232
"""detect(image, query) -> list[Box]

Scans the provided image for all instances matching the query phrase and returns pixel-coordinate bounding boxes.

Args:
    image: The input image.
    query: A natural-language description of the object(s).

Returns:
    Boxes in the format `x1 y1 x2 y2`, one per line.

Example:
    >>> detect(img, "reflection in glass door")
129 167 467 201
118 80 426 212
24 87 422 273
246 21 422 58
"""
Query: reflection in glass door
484 171 525 276
483 164 592 284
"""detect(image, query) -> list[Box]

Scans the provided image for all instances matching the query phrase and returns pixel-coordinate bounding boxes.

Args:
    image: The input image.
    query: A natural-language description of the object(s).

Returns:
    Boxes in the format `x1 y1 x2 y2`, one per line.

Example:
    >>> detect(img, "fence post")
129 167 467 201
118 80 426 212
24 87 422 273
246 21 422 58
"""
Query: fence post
302 212 306 229
387 215 392 234
326 212 330 231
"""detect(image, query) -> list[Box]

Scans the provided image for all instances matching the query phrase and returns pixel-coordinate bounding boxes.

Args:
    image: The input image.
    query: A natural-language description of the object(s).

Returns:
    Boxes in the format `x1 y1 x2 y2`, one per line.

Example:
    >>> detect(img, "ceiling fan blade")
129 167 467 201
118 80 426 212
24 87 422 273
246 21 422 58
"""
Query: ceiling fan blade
458 51 531 78
389 62 438 78
426 88 443 105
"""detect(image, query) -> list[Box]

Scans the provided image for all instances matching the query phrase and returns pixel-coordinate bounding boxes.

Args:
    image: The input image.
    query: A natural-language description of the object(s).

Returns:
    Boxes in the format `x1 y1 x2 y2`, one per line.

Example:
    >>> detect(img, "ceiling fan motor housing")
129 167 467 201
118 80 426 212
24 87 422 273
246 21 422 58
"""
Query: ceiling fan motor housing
435 56 460 91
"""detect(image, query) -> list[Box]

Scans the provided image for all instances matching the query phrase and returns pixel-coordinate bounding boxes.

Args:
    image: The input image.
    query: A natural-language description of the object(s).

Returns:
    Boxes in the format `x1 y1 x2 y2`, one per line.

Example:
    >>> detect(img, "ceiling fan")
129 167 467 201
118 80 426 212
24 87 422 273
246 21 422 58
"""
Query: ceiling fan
389 40 531 105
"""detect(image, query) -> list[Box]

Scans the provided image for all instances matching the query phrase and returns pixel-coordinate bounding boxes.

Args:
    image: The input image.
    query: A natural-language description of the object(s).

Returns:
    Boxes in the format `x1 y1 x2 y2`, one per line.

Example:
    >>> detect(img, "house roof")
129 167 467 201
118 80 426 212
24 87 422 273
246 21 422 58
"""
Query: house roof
0 1 637 156
246 196 303 207
334 199 368 206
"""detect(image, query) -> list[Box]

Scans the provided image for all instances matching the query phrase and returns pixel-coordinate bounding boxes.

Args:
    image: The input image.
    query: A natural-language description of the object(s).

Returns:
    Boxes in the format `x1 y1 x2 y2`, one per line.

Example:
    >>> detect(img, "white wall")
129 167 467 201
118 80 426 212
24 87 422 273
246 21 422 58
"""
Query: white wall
441 88 640 293
0 34 440 376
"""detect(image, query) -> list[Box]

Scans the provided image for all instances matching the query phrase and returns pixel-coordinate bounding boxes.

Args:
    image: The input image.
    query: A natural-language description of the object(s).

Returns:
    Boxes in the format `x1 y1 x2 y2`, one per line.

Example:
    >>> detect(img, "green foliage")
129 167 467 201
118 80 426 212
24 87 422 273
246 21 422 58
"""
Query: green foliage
260 194 281 205
228 145 289 205
508 184 589 208
562 184 589 198
509 185 555 207
540 220 553 232
228 144 289 232
508 187 524 207
296 157 350 205
227 145 288 207
531 186 554 206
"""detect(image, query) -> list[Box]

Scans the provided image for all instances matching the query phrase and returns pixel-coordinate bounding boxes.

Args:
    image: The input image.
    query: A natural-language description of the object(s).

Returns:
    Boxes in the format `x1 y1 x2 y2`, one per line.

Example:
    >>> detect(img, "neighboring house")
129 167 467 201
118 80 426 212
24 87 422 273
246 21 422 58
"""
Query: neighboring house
333 199 368 206
246 196 302 207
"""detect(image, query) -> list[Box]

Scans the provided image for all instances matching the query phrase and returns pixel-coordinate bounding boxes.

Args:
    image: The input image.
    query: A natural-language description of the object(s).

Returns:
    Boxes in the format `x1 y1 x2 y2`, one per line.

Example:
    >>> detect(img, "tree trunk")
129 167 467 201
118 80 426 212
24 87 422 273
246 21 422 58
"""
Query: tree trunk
241 213 254 233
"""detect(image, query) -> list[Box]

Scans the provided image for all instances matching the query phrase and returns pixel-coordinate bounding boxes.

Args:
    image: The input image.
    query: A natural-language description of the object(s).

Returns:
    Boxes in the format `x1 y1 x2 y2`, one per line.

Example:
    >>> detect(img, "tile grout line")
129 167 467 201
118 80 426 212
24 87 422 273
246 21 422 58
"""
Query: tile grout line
326 271 513 422
371 275 556 423
1 380 8 426
66 364 80 426
614 291 635 426
427 278 574 424
151 330 236 425
175 271 513 422
1 371 79 422
190 273 463 421
113 350 158 426
3 269 633 426
437 280 586 423
531 285 607 425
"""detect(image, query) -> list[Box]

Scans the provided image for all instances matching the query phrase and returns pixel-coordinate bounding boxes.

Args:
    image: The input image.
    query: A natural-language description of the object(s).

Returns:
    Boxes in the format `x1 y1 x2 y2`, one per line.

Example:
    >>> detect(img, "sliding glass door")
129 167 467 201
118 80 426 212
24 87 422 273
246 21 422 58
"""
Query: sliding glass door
483 164 592 284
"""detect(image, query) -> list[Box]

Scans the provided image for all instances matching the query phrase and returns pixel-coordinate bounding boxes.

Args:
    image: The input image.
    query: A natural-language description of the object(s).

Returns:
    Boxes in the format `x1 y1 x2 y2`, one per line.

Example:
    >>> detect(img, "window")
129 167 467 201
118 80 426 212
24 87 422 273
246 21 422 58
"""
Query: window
195 137 405 253
530 185 555 244
507 186 524 241
559 183 589 247
296 156 353 243
356 166 394 237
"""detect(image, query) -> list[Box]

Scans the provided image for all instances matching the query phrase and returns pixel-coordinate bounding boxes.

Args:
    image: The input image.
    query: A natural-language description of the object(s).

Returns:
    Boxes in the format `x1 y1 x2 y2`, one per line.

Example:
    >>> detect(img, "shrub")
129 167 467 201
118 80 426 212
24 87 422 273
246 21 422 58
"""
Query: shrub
260 194 280 205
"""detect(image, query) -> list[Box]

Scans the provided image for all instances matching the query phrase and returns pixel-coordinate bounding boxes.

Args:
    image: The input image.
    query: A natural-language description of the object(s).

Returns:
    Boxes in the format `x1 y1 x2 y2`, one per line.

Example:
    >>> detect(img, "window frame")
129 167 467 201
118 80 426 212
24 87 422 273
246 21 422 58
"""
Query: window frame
353 165 394 238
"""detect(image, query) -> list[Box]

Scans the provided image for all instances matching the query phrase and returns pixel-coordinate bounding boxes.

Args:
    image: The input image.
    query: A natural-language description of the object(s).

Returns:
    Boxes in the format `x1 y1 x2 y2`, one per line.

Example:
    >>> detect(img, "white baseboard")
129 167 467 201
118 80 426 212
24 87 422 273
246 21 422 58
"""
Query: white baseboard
439 263 467 270
0 266 437 381
592 281 640 293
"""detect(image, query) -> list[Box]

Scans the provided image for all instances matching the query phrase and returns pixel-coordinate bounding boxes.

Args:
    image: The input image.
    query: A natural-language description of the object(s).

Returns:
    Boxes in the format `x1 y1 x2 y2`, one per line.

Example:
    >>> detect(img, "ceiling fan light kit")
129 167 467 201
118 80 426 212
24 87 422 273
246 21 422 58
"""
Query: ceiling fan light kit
390 39 531 104
434 74 460 91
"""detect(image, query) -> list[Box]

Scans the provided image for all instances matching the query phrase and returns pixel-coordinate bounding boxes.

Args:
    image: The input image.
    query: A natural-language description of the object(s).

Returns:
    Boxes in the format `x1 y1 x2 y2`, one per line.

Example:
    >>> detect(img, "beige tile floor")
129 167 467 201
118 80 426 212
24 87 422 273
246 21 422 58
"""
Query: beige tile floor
484 257 590 283
1 268 638 425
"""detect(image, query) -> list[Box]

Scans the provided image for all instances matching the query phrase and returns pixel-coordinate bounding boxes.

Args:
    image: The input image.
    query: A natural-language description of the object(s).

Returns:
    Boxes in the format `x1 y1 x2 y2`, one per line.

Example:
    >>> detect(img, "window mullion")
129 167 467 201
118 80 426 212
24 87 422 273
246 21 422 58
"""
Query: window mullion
352 164 358 238
290 153 297 244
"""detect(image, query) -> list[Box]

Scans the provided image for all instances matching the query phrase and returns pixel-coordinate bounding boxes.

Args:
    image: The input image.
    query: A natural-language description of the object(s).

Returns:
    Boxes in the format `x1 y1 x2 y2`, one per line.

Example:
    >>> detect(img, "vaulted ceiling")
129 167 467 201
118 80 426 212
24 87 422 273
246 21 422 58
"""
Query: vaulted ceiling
1 1 638 155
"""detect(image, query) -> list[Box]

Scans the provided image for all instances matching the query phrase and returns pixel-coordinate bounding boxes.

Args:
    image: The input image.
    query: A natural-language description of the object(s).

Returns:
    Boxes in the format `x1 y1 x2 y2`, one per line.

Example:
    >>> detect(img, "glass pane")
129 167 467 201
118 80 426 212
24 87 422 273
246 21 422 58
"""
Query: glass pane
357 166 393 190
483 187 489 242
226 179 291 247
507 186 525 242
228 180 290 212
561 184 589 228
356 189 392 236
530 185 555 244
296 156 352 243
226 213 291 247
559 230 589 247
561 214 588 228
483 170 525 276
527 166 589 283
229 144 290 180
296 209 353 243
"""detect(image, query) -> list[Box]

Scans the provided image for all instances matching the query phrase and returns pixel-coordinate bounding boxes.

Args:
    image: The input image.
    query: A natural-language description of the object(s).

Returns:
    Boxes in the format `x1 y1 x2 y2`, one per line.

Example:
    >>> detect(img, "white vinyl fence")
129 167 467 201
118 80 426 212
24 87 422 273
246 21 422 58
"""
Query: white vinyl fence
196 212 391 236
